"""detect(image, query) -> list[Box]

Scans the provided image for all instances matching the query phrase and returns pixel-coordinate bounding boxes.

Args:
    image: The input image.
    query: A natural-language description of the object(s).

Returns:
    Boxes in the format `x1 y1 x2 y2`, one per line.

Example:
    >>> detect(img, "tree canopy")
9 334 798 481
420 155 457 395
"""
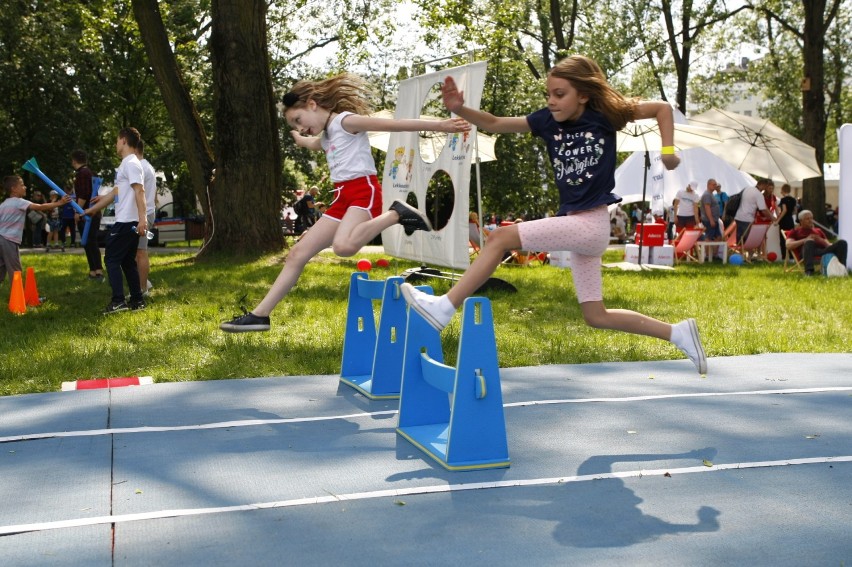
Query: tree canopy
1 0 849 245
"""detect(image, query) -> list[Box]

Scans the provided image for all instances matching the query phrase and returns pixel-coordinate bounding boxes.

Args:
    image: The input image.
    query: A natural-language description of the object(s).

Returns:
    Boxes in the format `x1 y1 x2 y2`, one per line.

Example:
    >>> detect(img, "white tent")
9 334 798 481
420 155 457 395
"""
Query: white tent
614 146 758 214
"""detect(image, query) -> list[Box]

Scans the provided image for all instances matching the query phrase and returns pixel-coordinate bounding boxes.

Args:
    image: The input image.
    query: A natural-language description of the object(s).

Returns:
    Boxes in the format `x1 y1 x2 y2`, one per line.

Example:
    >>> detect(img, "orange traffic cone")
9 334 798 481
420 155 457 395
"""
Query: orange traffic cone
8 270 26 314
24 266 41 307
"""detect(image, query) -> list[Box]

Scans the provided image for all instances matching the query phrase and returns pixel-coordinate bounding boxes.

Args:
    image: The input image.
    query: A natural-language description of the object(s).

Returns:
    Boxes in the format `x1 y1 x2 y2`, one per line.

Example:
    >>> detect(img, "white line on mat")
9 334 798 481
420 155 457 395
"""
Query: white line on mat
0 455 849 536
1 386 850 444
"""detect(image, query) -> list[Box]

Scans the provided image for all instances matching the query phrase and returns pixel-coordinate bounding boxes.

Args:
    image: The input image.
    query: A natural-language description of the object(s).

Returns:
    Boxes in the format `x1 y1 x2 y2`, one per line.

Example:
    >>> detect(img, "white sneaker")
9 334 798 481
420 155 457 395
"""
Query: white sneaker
400 283 453 331
672 319 707 374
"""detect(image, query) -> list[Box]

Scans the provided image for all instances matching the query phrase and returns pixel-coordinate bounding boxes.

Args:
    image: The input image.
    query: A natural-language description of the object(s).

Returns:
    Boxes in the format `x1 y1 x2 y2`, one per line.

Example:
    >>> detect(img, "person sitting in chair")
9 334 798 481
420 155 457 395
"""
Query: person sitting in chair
785 210 847 276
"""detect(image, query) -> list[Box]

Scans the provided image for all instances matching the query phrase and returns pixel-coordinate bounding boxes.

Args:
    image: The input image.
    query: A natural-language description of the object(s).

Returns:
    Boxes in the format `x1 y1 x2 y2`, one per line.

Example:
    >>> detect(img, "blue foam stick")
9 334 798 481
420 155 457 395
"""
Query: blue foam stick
79 177 104 246
23 157 94 245
22 158 87 216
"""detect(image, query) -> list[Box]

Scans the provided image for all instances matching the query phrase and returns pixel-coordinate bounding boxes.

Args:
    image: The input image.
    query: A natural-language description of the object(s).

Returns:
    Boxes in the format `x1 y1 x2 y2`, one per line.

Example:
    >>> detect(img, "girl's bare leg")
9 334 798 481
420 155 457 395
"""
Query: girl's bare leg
250 217 338 317
445 224 522 307
579 301 672 340
331 208 400 257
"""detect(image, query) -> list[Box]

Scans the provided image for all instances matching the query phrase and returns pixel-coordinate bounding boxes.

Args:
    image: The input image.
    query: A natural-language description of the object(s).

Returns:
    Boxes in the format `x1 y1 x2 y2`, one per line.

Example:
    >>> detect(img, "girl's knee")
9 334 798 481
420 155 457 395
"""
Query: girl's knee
580 303 609 329
332 241 358 257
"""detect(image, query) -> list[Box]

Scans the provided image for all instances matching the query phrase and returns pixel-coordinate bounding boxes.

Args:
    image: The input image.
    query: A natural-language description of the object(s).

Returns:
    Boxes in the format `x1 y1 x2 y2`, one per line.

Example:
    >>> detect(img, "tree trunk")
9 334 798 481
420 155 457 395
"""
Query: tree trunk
131 0 215 239
208 0 282 255
800 0 827 224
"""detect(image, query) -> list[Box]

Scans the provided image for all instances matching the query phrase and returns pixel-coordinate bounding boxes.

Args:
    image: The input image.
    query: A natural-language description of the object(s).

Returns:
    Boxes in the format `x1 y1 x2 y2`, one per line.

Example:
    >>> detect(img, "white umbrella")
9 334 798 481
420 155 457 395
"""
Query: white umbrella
614 147 757 210
689 108 821 183
367 110 497 163
615 112 721 267
617 120 723 153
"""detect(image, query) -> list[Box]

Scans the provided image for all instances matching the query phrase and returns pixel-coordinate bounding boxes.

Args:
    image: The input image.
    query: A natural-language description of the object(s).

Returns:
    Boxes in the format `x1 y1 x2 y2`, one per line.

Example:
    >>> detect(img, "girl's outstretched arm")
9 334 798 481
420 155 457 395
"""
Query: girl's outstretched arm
341 114 471 135
290 129 323 151
634 101 680 170
441 76 529 134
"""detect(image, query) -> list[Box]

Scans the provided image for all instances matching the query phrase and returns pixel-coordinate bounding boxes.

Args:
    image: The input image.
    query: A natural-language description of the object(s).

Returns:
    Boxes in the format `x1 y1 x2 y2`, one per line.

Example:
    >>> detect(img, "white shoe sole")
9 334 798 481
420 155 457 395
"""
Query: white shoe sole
686 318 707 374
220 324 270 333
400 283 445 332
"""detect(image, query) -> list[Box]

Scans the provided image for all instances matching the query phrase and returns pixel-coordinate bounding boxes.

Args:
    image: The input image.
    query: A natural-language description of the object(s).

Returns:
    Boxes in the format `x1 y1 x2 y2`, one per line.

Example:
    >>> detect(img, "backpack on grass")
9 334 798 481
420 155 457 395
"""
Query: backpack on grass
821 253 848 277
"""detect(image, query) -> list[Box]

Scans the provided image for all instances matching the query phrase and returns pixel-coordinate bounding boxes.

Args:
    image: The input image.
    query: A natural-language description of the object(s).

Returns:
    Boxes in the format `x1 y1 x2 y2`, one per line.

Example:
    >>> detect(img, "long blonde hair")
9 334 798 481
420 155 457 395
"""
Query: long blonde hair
282 73 373 115
548 55 637 130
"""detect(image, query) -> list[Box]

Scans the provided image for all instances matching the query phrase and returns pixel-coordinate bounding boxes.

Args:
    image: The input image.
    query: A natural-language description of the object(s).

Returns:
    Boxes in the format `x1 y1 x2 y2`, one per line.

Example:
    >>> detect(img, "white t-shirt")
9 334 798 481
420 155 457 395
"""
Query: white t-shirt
674 189 700 217
734 185 767 223
115 153 145 223
140 158 157 216
321 111 377 182
0 197 31 244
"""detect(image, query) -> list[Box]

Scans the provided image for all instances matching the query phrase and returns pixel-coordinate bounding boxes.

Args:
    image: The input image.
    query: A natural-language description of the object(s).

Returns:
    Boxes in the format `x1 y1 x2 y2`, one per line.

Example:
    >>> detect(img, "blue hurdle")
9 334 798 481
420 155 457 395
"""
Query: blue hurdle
397 297 510 471
339 272 432 400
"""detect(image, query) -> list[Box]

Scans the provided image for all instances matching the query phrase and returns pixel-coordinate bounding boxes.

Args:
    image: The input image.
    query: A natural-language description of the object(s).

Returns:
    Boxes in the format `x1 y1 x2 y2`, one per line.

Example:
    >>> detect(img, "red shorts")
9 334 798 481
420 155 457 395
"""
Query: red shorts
324 175 383 221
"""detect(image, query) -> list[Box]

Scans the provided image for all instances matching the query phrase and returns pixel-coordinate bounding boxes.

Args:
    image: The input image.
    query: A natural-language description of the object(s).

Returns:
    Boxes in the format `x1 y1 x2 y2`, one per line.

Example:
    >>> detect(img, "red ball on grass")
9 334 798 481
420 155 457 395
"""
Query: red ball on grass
767 252 777 262
376 258 389 268
357 259 372 271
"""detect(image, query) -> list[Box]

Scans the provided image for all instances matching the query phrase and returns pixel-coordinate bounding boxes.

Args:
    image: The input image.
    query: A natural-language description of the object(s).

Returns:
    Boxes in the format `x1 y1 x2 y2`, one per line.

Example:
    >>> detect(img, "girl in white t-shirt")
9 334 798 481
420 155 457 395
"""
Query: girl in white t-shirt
221 73 470 332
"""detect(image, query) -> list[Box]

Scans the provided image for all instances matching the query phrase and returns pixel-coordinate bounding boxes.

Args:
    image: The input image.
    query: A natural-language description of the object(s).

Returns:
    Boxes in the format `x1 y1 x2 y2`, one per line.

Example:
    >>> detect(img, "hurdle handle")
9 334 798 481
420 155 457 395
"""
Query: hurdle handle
419 351 456 393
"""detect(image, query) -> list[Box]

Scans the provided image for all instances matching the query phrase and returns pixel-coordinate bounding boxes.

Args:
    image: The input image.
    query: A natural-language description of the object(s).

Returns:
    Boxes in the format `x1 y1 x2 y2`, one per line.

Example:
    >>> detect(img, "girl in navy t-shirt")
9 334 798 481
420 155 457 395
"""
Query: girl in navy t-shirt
401 55 708 374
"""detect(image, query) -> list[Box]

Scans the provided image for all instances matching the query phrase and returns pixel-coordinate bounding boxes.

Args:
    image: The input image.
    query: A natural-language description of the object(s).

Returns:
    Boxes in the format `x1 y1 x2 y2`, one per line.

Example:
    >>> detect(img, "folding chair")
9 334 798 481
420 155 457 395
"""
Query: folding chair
673 227 704 264
781 229 821 273
503 250 547 266
739 222 770 263
469 238 481 260
723 221 739 258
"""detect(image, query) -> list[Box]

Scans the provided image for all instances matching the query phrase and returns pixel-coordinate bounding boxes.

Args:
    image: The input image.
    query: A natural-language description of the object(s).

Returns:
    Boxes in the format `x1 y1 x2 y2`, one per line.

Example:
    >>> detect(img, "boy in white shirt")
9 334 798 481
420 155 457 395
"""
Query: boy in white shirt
135 141 157 296
84 127 148 313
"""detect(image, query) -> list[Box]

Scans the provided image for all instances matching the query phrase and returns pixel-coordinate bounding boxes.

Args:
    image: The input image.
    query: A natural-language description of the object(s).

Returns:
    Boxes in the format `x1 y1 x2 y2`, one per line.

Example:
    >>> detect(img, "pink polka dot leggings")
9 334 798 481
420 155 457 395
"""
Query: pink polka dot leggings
517 205 611 303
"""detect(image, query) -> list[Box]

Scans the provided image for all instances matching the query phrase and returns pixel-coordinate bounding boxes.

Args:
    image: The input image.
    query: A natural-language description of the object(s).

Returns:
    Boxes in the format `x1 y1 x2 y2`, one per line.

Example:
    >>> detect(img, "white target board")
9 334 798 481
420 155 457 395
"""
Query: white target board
381 62 488 270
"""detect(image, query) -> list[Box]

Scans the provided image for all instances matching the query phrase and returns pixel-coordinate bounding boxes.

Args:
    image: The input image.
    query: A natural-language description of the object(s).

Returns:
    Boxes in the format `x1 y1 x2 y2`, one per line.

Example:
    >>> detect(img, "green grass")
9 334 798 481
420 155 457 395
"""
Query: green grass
1 248 849 396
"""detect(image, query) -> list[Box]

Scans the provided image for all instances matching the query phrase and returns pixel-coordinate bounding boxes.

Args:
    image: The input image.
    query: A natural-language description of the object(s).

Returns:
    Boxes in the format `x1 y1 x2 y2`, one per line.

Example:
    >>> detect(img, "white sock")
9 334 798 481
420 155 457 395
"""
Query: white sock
436 295 458 321
669 321 685 346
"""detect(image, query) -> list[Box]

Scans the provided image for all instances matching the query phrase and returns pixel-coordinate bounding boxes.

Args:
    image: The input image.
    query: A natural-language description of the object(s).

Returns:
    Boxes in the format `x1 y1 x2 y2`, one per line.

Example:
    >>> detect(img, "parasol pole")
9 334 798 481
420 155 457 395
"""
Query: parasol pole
637 149 650 267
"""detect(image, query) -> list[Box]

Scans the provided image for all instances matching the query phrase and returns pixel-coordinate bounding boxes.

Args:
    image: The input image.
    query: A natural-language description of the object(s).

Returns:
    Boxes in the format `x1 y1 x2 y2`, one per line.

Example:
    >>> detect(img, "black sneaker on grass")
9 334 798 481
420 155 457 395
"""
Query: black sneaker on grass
390 200 432 236
220 309 271 332
130 299 146 311
103 301 129 315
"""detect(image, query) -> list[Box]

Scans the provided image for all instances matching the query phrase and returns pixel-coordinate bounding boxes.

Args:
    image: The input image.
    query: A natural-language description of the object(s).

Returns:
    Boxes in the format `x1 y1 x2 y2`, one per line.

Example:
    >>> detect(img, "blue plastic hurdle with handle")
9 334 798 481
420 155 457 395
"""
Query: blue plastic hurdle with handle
396 296 510 471
339 272 432 400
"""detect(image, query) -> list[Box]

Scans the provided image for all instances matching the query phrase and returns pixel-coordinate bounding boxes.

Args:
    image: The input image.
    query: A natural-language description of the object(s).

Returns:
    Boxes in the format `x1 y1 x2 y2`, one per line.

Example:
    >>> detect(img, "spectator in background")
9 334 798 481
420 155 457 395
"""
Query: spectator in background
59 183 77 248
825 203 836 233
630 204 642 231
673 181 701 230
700 178 722 241
135 141 157 296
715 183 729 221
786 209 847 276
46 191 63 251
28 190 47 248
733 182 772 242
71 149 104 280
775 183 797 259
610 218 627 243
754 178 776 225
468 211 489 248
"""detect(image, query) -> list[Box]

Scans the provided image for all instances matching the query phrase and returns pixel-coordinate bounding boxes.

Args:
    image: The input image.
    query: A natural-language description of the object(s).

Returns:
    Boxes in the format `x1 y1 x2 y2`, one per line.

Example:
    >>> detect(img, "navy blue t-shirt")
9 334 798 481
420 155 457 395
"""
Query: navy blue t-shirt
526 107 622 215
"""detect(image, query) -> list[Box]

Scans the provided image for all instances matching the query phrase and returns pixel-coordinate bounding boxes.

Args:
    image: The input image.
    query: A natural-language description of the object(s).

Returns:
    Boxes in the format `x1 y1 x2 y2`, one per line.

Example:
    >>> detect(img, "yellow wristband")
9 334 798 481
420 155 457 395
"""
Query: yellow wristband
661 146 675 155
